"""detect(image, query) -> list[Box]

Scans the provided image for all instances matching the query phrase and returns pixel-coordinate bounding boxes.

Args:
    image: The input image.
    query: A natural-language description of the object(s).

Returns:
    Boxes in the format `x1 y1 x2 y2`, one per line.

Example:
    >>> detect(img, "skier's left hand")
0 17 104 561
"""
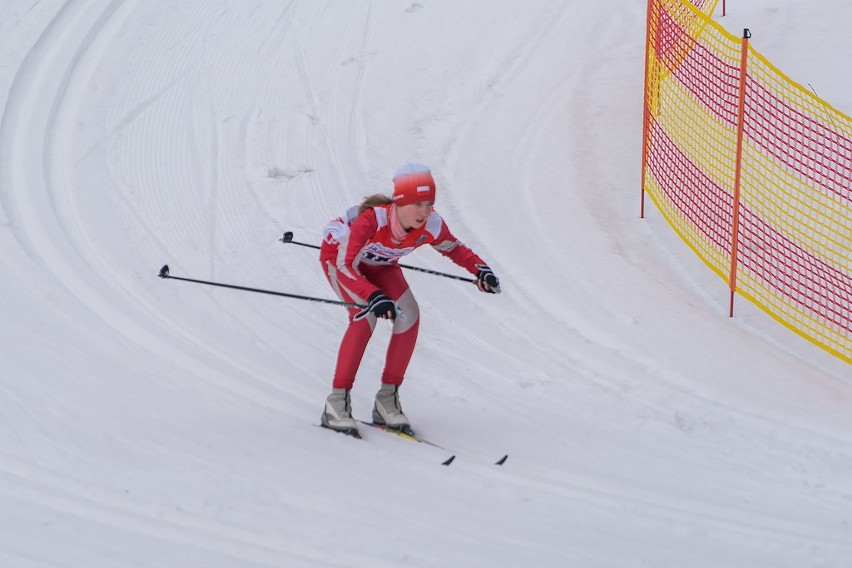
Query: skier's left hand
475 265 500 294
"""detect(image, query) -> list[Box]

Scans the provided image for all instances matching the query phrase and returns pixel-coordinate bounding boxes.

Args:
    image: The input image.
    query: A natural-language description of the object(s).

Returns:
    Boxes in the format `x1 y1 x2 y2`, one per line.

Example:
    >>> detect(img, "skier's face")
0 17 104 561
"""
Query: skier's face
397 201 434 230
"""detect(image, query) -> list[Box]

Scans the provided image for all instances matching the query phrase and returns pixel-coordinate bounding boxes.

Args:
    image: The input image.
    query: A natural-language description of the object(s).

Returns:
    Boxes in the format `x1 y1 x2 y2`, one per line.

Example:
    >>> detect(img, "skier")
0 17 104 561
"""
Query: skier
319 163 500 437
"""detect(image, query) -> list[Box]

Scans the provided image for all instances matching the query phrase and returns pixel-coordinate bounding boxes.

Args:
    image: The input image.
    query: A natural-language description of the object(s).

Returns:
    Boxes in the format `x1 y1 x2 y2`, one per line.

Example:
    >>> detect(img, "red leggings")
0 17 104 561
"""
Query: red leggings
321 256 420 390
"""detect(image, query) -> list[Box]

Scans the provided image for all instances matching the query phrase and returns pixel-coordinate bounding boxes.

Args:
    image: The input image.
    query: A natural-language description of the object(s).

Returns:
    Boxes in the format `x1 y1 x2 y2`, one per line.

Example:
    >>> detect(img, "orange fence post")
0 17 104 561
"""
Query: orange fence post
640 0 656 219
728 28 751 317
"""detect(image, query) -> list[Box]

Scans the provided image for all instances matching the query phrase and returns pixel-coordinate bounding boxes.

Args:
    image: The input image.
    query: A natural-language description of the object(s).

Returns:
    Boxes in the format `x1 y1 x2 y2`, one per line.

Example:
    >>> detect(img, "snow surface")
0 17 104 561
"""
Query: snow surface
1 1 850 567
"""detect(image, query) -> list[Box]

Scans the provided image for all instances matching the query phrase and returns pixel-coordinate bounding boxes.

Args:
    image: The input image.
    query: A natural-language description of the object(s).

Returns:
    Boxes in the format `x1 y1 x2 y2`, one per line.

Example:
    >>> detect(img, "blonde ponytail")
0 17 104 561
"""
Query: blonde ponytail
358 194 393 216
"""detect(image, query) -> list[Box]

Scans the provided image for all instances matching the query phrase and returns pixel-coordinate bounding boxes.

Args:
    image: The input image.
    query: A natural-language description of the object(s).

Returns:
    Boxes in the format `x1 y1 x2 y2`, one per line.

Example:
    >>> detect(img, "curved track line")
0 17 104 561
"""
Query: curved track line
0 0 311 413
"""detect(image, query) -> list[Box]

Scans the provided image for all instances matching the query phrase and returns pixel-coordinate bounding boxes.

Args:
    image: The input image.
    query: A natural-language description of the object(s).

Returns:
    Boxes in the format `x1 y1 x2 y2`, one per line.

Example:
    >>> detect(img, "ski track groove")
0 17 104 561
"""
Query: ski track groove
291 2 371 215
1 0 314 418
496 463 852 552
452 277 852 506
432 279 852 512
0 459 326 567
207 92 220 278
97 2 323 411
441 6 574 174
0 0 96 262
121 1 216 270
348 4 373 175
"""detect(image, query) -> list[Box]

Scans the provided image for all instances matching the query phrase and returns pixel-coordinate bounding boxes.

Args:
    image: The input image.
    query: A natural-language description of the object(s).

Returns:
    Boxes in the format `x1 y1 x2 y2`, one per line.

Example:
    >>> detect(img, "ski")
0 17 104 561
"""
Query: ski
357 420 455 465
357 420 508 466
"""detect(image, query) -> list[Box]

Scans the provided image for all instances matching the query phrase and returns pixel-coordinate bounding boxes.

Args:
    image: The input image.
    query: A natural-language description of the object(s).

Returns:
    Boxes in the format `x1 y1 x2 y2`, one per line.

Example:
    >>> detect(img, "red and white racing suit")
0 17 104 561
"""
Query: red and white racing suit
320 203 486 389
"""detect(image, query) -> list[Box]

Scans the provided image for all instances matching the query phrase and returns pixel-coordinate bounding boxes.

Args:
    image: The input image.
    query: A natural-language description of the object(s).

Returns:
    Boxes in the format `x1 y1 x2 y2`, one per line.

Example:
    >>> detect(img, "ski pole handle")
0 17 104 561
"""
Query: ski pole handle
280 231 320 250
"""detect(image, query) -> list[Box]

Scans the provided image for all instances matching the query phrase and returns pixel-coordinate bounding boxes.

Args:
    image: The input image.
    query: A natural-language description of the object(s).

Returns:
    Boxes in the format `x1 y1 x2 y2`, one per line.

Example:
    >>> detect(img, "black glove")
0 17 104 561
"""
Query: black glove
354 291 397 321
475 265 501 294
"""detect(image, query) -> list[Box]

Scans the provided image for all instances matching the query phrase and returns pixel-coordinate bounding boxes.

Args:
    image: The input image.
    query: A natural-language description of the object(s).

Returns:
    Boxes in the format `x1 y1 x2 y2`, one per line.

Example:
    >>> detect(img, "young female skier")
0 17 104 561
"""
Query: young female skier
319 163 500 437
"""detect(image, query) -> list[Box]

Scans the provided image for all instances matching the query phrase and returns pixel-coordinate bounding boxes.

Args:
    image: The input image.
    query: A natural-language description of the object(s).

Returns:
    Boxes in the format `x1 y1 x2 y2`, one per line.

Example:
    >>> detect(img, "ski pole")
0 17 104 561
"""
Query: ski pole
157 264 366 309
279 231 476 283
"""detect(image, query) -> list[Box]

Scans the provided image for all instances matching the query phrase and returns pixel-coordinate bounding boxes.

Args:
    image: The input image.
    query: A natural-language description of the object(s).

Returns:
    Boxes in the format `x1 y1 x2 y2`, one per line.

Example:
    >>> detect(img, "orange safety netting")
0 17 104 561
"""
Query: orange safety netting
642 0 852 363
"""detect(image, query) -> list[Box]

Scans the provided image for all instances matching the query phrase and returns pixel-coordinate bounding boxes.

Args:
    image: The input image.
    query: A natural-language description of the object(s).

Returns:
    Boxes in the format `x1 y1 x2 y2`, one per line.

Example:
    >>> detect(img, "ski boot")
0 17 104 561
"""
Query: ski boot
372 383 414 436
321 388 360 438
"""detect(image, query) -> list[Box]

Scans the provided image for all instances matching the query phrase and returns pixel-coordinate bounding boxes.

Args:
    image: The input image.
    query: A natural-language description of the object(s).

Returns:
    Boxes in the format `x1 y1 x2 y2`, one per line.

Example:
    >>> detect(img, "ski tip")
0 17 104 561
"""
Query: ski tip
495 454 508 466
441 455 456 466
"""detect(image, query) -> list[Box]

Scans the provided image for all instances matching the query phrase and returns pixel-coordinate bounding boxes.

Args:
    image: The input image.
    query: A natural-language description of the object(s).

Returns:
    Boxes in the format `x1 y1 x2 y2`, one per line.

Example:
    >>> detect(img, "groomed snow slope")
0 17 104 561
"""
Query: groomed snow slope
0 1 850 567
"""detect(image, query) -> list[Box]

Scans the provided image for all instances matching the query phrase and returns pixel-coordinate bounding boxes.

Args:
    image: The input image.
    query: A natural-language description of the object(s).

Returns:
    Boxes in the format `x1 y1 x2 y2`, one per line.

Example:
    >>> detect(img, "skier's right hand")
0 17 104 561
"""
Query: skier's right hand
354 291 397 321
475 265 501 294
